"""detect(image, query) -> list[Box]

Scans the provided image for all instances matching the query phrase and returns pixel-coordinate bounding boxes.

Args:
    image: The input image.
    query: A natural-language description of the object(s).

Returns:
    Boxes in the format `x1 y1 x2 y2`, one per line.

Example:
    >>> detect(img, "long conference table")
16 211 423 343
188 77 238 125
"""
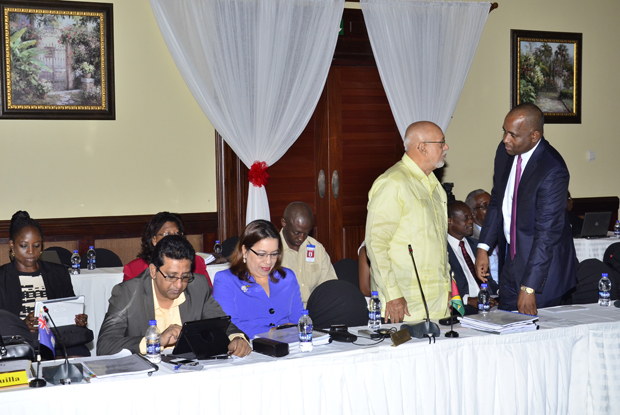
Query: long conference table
1 305 619 414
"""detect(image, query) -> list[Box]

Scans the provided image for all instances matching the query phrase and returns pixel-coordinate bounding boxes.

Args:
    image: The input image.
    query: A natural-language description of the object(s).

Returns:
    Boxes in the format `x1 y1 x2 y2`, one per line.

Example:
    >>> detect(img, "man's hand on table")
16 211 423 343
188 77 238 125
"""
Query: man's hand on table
228 337 251 357
385 297 410 324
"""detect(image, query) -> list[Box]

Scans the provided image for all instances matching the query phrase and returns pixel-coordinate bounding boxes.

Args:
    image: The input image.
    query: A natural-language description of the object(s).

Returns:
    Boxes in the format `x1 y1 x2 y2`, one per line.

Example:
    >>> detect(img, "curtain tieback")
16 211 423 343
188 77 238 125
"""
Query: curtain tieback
248 161 270 188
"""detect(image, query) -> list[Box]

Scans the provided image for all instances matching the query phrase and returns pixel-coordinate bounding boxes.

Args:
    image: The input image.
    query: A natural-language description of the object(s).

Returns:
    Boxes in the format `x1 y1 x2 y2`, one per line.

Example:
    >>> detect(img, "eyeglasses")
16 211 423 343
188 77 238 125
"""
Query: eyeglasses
157 267 194 283
156 231 184 237
473 204 488 211
422 140 447 147
249 248 281 260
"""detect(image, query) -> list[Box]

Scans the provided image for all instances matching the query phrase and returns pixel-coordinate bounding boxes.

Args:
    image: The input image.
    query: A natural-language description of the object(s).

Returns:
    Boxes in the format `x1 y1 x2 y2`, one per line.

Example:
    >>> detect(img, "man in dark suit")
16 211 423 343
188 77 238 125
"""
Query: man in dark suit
447 201 498 313
475 103 577 315
97 235 251 357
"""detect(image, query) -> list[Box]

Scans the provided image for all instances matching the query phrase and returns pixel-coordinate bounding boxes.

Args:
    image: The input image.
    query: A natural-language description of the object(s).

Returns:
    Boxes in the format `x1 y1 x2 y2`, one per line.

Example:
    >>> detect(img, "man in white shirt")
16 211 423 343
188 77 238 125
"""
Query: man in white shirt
447 201 498 311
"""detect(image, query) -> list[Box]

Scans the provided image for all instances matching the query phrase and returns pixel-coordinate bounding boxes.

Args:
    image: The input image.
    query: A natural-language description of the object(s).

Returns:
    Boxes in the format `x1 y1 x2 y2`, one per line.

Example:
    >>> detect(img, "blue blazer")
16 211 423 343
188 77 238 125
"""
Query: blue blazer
448 237 498 296
479 138 577 302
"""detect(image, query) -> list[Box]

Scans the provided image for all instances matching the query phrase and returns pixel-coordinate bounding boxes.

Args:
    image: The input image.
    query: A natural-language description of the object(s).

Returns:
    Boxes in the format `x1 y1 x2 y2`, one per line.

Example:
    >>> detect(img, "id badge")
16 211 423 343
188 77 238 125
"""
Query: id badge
306 244 316 262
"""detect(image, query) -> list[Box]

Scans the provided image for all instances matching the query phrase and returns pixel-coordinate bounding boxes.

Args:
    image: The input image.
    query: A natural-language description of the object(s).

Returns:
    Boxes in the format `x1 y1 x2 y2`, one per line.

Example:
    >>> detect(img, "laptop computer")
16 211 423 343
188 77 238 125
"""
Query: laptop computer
171 316 231 359
579 212 612 239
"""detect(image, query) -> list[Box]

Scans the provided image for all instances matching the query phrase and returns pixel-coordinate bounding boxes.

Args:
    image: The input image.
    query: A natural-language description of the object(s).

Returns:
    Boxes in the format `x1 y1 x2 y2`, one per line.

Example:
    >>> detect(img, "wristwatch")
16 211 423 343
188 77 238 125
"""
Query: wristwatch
520 285 535 295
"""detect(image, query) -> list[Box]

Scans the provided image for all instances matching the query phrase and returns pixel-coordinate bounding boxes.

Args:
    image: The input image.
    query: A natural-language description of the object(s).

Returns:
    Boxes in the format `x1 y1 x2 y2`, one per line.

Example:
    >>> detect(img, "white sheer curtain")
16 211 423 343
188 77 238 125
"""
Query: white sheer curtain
360 0 490 136
150 0 343 223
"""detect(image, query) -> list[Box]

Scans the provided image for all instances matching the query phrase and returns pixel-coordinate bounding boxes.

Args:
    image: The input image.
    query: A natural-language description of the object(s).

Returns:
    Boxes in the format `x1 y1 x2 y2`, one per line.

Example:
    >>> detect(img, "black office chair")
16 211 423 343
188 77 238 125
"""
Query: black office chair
221 236 239 259
42 246 73 268
333 258 360 289
307 280 368 329
563 259 620 304
603 242 620 276
79 248 123 268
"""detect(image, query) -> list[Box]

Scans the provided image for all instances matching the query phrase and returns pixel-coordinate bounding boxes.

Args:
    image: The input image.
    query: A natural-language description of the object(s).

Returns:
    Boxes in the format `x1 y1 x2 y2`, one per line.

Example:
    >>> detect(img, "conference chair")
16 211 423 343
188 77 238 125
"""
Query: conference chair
221 236 239 259
563 259 620 304
333 258 360 289
42 246 73 268
603 242 620 276
307 280 367 329
79 248 122 268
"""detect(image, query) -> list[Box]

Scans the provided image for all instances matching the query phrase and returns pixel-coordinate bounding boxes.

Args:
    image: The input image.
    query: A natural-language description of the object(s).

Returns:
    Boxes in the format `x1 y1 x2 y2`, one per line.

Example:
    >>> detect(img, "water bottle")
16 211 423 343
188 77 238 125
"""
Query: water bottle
214 240 222 254
145 320 161 363
368 291 381 330
70 250 80 275
478 283 490 313
614 220 620 238
86 246 96 270
598 273 611 306
298 310 313 352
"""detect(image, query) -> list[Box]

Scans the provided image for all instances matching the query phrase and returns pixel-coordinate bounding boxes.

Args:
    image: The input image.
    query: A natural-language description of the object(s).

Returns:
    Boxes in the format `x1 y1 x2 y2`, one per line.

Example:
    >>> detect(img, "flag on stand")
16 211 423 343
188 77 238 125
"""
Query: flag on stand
38 311 56 358
450 273 465 317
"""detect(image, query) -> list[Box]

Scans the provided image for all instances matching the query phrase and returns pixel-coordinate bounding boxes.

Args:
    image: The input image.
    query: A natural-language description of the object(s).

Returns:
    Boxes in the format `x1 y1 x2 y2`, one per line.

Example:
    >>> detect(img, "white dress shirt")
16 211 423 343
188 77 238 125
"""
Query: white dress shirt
447 234 479 304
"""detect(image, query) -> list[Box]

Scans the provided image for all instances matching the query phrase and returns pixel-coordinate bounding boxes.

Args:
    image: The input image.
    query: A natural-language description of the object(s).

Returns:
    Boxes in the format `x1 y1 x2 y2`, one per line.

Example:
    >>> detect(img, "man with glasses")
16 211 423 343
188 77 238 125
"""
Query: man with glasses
475 103 577 315
97 235 250 356
466 189 499 285
366 121 450 323
280 202 337 307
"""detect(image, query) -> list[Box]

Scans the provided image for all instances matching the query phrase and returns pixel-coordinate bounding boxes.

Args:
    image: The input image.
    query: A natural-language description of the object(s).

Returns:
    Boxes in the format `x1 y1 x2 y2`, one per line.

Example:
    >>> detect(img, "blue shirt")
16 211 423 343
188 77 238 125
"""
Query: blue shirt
212 268 303 339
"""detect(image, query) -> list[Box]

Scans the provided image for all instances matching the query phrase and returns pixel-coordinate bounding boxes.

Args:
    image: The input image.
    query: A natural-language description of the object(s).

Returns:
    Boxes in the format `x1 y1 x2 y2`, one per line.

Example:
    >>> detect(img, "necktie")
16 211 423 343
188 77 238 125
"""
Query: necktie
459 240 480 287
510 155 522 260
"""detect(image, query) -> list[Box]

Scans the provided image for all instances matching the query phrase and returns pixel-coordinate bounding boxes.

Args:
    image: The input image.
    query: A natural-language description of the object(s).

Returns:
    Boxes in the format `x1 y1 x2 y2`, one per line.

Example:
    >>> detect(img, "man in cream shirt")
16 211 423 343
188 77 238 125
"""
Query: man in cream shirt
280 202 337 307
366 121 450 323
97 235 250 357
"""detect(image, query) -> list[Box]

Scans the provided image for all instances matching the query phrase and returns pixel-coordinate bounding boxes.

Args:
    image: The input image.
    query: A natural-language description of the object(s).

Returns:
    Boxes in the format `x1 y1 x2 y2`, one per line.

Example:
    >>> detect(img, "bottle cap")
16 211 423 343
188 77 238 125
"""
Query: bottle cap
216 240 220 243
371 291 378 296
73 250 78 253
89 246 94 249
603 273 608 277
301 309 309 315
149 320 157 326
481 283 488 288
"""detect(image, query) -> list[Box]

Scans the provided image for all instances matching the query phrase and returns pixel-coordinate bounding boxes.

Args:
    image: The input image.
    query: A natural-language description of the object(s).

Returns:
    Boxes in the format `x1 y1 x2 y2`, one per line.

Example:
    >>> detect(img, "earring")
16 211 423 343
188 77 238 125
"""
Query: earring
243 256 246 264
9 249 14 260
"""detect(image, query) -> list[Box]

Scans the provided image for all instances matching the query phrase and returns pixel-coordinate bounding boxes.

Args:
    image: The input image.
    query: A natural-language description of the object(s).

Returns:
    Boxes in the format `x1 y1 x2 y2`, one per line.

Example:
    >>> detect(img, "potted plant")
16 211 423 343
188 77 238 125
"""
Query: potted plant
80 62 95 78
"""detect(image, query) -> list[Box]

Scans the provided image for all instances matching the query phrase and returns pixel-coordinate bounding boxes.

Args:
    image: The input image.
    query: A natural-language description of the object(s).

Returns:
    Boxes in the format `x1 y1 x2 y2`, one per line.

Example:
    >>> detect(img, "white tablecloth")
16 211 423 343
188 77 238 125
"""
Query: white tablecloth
574 236 619 263
70 263 231 355
2 305 620 414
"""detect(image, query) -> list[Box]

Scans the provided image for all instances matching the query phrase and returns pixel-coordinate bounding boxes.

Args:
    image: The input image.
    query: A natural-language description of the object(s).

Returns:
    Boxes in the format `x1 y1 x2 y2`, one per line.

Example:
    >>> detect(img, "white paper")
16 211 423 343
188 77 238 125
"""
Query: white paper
35 296 85 327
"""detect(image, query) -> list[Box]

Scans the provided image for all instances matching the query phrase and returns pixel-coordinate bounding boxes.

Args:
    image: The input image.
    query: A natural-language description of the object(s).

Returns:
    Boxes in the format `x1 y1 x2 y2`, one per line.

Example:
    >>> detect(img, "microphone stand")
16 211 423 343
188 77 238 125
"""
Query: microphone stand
445 273 459 338
29 346 47 388
40 307 83 385
400 244 441 343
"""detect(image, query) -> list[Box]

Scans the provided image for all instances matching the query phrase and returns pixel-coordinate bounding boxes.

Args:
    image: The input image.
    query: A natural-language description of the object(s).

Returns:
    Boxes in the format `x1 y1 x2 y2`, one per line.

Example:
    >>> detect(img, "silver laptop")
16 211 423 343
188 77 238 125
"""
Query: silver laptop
580 212 612 238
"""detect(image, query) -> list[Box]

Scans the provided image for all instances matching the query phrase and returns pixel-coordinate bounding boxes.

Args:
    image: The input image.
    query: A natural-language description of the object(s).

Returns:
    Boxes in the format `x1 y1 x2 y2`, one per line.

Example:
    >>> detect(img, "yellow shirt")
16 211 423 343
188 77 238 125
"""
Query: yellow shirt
365 153 450 321
280 232 337 307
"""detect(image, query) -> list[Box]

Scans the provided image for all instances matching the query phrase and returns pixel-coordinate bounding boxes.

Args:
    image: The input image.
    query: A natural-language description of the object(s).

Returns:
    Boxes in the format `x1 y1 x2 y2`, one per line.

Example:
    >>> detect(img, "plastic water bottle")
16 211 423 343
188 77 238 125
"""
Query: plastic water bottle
298 310 313 352
368 291 381 330
599 273 612 306
478 283 490 313
214 240 222 254
86 246 96 270
614 220 620 238
70 250 80 275
145 320 161 363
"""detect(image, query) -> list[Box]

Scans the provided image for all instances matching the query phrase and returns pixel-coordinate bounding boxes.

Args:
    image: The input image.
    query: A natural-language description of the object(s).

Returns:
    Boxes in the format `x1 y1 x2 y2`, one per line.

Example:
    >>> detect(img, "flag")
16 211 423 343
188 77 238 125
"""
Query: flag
38 311 56 358
450 274 465 317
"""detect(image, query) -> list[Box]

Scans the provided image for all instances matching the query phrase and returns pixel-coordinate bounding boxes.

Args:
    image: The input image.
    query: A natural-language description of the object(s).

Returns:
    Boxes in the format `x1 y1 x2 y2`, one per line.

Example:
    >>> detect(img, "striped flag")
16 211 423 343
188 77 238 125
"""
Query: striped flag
450 273 465 317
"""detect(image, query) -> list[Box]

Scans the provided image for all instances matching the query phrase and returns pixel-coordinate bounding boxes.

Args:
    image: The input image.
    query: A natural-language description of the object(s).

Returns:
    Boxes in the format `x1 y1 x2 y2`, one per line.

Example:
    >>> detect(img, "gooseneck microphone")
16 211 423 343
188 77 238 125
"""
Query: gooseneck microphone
400 244 441 343
41 306 83 385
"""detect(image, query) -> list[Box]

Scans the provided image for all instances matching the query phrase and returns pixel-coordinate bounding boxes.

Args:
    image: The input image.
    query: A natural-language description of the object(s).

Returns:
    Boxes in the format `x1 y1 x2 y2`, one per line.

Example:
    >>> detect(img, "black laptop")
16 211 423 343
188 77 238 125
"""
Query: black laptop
171 316 231 359
579 212 612 239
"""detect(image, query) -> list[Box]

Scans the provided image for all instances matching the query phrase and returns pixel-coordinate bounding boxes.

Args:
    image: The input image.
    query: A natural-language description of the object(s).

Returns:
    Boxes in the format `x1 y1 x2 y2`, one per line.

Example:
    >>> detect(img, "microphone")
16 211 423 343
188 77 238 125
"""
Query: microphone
400 244 441 343
41 306 83 385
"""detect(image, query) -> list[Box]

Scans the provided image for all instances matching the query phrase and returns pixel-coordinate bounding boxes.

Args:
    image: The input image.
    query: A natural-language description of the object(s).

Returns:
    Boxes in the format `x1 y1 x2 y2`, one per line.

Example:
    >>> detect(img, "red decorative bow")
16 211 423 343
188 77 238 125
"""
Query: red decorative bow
248 161 270 188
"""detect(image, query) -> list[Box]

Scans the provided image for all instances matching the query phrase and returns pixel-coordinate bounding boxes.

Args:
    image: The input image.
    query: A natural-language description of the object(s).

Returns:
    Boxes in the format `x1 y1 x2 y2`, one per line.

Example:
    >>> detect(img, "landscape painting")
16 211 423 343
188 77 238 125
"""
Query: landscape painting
511 30 582 124
0 1 114 119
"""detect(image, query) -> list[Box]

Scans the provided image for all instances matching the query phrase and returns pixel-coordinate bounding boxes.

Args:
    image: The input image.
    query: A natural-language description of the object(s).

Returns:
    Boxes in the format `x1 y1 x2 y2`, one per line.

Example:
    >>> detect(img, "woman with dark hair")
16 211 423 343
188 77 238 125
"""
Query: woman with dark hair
122 212 211 287
213 220 303 338
0 211 89 356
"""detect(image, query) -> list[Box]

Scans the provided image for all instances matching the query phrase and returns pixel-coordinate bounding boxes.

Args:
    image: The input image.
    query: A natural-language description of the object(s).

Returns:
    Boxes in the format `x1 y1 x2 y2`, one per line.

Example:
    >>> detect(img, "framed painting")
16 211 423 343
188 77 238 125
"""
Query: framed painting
0 0 114 120
511 29 582 124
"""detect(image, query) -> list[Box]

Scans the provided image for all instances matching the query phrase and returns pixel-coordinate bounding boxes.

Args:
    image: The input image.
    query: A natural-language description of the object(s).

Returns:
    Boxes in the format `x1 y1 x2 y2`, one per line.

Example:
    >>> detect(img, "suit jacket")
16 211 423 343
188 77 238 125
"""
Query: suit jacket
479 138 577 301
0 260 74 318
448 237 498 296
97 268 244 356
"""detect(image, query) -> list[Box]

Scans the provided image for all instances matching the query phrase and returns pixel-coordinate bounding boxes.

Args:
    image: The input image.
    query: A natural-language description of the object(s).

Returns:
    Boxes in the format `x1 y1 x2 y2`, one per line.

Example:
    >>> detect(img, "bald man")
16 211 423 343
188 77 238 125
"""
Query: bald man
366 121 450 323
280 202 337 307
476 103 577 315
